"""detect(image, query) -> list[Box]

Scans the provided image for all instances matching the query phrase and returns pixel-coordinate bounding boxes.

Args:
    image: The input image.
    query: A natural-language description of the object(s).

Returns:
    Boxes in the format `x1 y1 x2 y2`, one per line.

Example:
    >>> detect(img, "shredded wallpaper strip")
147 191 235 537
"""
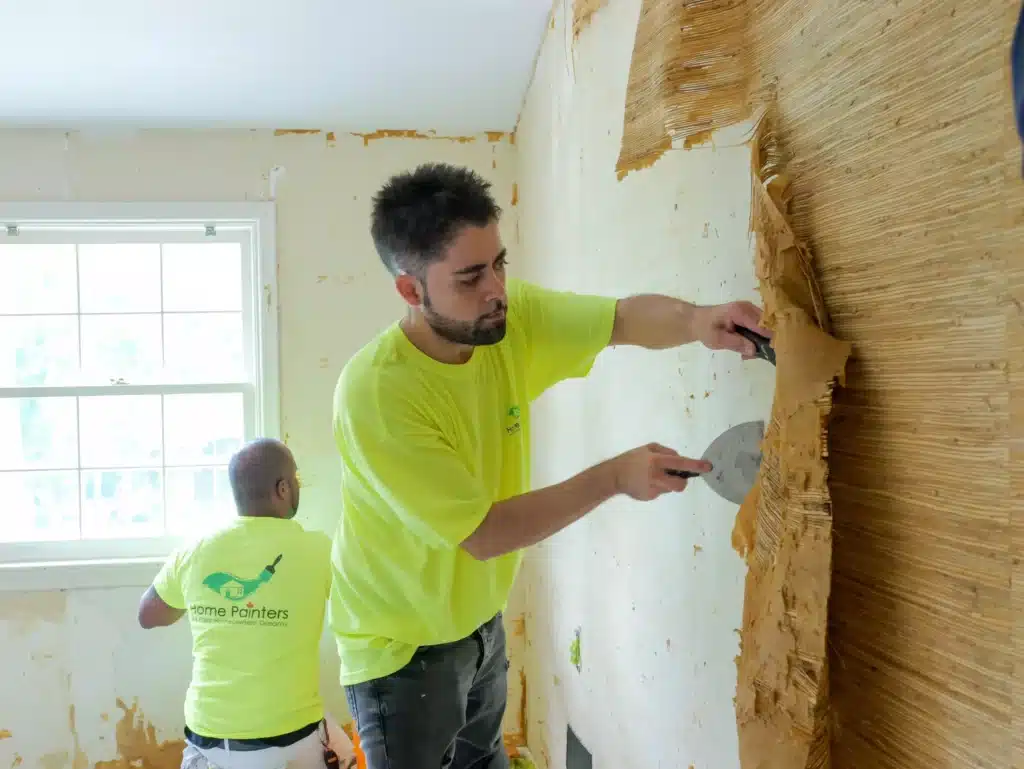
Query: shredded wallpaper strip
619 0 1024 766
572 0 607 38
732 113 850 769
616 0 751 178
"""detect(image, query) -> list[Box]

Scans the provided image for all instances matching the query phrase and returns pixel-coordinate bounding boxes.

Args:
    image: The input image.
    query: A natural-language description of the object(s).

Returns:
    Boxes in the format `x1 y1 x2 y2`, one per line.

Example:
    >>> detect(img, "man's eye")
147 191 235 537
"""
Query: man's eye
461 275 481 287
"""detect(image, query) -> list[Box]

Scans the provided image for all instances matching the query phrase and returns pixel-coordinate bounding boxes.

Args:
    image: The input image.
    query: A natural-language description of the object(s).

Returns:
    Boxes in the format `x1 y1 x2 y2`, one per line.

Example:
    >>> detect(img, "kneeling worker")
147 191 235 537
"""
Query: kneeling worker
138 438 356 769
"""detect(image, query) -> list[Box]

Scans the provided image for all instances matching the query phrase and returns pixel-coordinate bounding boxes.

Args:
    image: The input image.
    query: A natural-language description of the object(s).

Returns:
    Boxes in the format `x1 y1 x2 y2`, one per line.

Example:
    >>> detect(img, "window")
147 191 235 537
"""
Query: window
0 203 278 579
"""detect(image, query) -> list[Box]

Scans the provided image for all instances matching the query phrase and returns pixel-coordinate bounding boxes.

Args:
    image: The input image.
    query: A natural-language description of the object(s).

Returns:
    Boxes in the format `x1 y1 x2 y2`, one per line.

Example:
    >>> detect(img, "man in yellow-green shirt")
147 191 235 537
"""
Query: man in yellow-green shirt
330 164 770 769
138 439 356 769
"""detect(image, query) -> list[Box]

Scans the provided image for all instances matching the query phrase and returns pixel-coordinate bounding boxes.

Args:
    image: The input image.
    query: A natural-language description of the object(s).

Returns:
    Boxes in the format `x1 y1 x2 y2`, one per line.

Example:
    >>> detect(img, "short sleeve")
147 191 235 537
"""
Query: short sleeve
152 549 186 610
510 280 618 400
334 375 492 551
312 532 333 601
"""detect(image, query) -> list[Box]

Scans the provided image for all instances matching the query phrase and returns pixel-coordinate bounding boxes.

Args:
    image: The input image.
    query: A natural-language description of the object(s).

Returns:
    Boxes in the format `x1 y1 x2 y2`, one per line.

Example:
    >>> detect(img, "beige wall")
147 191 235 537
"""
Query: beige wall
0 128 523 768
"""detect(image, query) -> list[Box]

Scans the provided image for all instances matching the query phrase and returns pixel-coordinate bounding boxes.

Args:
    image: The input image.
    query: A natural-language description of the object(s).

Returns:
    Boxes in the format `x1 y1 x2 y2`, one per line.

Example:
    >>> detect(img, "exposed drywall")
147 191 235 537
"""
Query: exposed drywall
0 129 521 769
746 1 1024 768
515 0 775 765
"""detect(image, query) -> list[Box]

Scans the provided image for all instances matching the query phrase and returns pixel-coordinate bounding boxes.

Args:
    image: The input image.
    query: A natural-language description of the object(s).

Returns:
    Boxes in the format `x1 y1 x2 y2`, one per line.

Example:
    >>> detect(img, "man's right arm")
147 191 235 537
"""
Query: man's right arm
138 550 187 629
461 444 711 561
337 374 710 562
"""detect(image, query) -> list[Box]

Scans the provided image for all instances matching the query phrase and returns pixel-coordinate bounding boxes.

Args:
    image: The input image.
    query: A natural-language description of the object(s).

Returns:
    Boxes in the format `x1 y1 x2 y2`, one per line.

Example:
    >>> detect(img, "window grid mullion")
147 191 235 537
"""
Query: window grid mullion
159 244 168 538
74 243 83 541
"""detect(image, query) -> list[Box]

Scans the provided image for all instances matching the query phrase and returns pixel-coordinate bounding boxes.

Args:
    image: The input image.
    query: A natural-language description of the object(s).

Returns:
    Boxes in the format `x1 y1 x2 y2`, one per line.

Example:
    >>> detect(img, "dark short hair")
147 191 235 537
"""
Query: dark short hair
370 163 502 276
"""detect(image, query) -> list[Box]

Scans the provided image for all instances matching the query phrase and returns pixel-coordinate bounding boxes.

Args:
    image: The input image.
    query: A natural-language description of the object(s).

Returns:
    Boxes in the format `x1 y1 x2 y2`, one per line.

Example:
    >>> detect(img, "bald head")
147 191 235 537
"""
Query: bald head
227 438 300 518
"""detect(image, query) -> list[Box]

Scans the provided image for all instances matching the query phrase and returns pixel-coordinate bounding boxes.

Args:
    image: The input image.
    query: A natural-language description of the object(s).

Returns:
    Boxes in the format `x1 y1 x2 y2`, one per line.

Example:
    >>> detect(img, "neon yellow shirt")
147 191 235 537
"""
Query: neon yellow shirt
329 279 617 685
153 517 332 738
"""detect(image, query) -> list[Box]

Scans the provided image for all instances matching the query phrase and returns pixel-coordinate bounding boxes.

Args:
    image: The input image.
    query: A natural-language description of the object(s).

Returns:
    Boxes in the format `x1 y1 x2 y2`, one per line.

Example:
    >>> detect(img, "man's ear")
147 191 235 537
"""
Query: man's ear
395 273 425 308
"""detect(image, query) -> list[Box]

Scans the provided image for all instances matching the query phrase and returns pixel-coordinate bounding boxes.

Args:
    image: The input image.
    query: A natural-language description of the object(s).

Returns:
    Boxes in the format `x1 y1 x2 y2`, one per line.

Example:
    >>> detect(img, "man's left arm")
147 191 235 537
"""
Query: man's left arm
516 280 771 399
609 294 771 357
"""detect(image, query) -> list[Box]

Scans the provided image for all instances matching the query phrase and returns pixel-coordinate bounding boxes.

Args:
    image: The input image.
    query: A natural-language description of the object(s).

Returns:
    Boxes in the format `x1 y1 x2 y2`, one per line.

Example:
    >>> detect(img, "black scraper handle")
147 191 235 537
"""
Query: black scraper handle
665 468 702 479
735 326 776 366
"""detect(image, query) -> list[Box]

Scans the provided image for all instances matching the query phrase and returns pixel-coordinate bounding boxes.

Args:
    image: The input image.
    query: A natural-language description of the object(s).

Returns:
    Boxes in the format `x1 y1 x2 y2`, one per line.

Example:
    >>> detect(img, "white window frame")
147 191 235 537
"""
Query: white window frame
0 202 278 592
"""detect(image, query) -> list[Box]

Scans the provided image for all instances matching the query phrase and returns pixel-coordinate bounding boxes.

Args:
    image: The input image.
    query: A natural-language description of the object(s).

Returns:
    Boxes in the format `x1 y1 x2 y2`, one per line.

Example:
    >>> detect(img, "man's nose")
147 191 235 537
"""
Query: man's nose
480 270 506 305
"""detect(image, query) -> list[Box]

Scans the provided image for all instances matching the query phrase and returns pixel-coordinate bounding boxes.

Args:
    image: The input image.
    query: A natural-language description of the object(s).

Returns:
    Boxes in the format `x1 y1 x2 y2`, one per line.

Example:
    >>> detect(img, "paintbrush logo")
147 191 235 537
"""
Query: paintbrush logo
202 555 283 602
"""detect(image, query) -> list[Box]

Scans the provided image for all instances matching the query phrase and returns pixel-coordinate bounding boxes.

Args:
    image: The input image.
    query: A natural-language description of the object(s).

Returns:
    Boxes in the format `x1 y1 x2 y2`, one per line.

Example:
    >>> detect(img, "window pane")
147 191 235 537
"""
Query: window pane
81 468 162 539
0 244 78 314
80 314 161 383
166 466 234 537
164 393 244 466
0 316 79 387
0 397 77 471
163 243 243 312
0 470 79 543
164 313 244 382
79 395 162 468
79 244 160 313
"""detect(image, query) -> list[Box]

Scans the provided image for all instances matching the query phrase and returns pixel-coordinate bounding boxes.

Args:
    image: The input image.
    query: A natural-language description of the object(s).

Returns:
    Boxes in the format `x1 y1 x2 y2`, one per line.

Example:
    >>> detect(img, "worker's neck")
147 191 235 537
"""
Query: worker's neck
400 312 474 365
238 509 282 520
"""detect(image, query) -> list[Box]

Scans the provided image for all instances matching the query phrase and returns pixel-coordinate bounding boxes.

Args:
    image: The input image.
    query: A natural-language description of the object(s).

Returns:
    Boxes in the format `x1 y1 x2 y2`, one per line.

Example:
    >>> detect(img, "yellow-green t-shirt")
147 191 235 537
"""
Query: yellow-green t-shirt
153 517 332 739
329 278 617 686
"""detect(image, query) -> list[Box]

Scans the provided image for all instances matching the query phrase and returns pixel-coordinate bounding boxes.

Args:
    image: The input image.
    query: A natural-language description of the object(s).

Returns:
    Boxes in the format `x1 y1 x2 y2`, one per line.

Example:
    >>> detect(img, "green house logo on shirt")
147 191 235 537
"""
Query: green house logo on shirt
506 405 521 436
202 554 283 602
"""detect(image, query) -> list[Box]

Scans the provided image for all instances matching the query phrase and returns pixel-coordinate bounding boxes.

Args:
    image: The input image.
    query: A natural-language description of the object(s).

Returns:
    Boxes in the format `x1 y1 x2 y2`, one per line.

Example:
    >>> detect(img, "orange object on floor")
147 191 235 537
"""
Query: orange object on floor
341 723 366 769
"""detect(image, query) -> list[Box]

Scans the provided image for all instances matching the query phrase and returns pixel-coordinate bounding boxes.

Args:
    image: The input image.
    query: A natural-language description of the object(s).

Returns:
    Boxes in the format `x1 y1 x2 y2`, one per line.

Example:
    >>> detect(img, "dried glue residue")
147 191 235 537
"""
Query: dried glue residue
352 129 429 145
511 183 519 206
0 730 10 740
616 0 752 177
518 668 528 742
93 699 185 769
732 113 850 769
68 706 88 769
684 129 716 149
273 129 321 136
351 130 494 146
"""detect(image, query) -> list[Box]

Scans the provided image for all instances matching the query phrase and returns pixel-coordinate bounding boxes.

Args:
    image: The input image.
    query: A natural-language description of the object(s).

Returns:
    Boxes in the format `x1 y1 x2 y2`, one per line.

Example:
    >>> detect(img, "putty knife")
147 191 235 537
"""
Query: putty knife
665 420 765 504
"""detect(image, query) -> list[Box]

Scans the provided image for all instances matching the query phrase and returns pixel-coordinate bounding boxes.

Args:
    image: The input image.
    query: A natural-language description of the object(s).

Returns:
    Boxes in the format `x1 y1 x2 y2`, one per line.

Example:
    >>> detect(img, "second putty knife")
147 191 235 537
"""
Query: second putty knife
665 420 765 504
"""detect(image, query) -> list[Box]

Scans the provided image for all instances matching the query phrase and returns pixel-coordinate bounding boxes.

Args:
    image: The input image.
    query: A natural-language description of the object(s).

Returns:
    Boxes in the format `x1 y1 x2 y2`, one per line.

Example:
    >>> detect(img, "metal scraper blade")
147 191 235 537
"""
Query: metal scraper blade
700 420 765 505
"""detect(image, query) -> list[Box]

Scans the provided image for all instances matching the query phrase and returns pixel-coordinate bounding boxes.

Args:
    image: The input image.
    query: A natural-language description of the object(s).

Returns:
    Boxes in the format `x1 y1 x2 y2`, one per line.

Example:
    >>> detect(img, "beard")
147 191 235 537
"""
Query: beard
423 291 507 346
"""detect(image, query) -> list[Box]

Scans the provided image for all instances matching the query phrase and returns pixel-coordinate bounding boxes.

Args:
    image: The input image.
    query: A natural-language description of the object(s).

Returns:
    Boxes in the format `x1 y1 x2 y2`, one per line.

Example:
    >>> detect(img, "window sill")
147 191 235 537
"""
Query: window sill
0 557 164 592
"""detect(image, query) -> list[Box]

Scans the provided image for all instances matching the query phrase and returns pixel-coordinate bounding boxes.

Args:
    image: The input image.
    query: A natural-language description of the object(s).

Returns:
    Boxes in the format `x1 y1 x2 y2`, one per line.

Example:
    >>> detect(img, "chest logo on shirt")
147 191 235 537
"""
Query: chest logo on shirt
202 554 282 602
506 405 521 436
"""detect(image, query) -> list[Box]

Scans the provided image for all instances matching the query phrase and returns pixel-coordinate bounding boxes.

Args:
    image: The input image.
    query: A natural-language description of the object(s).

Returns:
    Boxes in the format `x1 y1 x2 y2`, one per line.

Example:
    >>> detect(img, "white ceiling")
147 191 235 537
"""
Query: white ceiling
0 0 552 132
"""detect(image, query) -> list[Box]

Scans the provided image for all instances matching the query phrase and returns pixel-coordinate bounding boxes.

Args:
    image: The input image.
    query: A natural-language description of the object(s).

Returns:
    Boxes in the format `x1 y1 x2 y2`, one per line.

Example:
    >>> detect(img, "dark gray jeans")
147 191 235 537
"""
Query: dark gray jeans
344 614 510 769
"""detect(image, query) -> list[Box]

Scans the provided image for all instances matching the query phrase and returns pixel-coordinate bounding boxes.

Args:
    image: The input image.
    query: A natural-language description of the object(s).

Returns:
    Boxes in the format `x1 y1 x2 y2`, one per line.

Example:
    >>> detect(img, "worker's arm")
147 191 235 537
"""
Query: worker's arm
609 294 771 357
137 586 186 629
138 550 188 629
461 444 710 561
511 281 770 400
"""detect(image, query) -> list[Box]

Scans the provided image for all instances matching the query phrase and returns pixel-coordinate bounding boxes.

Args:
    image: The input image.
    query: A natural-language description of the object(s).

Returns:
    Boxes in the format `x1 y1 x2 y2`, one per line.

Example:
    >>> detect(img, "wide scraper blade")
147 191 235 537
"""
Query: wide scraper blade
701 420 765 505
